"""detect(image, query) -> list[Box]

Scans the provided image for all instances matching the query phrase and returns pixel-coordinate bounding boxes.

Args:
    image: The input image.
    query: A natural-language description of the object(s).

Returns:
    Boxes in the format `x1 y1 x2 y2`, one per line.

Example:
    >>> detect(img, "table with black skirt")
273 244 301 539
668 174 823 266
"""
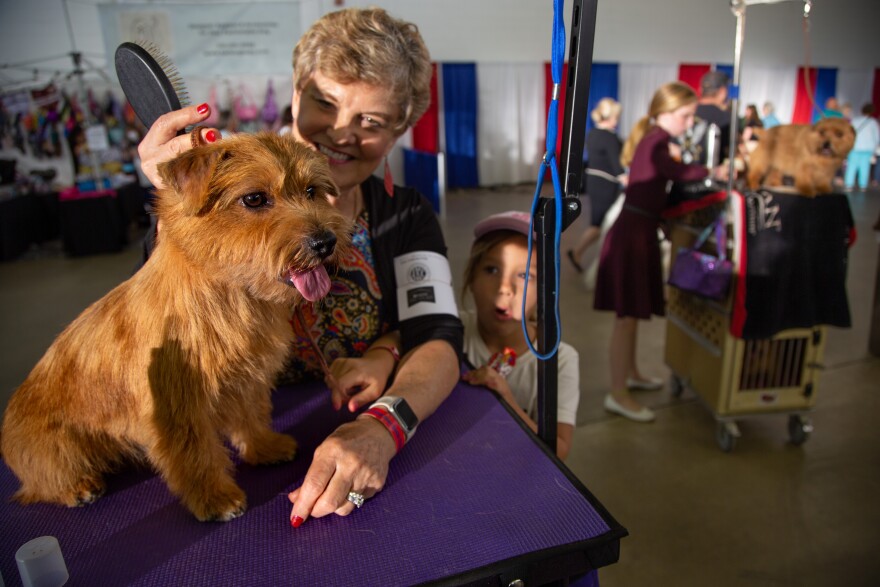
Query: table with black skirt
0 193 38 261
0 380 625 586
59 188 127 257
0 191 59 261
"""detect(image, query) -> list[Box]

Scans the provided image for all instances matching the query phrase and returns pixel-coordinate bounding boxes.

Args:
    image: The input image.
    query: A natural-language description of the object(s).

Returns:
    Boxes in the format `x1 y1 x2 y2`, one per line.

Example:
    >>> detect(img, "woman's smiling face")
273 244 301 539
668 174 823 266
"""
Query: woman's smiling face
291 71 400 197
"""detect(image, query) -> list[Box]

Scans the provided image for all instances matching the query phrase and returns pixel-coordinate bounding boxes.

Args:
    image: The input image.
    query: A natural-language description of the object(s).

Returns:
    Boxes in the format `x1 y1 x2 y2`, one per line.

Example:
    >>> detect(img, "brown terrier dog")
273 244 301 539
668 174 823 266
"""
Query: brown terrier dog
1 132 350 521
746 117 855 196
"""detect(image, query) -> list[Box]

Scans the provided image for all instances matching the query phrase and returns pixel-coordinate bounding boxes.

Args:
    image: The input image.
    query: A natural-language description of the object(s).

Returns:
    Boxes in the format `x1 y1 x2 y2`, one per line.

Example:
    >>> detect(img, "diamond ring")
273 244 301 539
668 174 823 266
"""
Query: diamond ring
347 491 365 509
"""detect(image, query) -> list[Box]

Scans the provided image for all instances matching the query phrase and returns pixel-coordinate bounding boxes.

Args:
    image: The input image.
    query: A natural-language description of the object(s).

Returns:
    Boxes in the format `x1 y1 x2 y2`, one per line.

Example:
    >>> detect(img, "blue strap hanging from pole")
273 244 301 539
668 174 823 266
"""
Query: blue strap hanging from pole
523 0 566 360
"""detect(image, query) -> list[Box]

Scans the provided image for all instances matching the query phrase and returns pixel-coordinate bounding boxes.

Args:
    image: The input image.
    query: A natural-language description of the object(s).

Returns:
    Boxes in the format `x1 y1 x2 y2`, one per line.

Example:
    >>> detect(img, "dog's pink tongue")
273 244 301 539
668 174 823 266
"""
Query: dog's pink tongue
290 266 331 301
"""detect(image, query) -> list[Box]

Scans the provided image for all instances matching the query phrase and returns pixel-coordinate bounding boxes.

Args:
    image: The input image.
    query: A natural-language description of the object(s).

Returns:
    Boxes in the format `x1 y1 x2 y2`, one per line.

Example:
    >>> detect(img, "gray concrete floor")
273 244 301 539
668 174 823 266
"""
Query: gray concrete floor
1 185 878 585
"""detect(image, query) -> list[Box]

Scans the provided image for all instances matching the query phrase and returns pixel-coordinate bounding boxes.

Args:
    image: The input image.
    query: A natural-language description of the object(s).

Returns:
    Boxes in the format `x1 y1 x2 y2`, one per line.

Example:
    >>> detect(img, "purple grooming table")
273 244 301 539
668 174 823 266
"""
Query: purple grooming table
1 381 626 586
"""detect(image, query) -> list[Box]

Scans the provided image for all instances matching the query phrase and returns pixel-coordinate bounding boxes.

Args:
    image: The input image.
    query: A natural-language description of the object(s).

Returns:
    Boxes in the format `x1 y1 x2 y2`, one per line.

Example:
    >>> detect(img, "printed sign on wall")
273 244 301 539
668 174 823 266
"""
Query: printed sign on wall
99 2 301 77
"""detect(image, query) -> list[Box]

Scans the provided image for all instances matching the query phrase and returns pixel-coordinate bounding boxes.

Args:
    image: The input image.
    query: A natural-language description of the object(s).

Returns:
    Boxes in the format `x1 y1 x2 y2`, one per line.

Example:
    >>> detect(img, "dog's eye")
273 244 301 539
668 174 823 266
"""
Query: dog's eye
305 186 316 200
241 192 269 208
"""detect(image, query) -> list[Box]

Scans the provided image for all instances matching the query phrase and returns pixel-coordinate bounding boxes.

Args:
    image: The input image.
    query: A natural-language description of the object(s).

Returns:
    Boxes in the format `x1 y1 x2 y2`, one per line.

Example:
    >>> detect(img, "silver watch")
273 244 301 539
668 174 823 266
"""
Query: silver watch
370 396 419 440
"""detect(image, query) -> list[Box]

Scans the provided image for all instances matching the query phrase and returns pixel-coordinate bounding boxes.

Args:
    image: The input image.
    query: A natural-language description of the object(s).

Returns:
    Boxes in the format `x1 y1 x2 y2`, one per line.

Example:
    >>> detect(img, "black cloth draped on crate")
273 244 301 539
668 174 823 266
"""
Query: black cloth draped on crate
732 189 853 340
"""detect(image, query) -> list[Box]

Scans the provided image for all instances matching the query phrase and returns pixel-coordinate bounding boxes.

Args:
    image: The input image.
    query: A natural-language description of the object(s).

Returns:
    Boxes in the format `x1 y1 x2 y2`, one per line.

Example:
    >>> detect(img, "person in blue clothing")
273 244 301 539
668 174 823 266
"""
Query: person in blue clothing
761 101 780 129
822 97 843 118
845 104 880 192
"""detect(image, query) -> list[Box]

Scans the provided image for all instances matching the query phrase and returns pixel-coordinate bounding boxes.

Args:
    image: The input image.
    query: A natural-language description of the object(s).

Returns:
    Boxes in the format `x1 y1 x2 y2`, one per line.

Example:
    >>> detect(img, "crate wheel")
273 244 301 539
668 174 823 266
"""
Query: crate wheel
787 415 812 446
670 375 685 398
715 421 738 453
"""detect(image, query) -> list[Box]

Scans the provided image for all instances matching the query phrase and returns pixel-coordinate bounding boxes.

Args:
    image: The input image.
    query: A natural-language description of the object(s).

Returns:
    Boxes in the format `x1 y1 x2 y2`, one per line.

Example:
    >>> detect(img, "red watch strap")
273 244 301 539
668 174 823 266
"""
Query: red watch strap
363 406 405 452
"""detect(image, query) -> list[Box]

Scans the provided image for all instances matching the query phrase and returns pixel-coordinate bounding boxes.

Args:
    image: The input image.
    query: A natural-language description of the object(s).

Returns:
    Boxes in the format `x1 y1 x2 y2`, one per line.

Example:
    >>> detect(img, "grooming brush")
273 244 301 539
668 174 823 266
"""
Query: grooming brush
114 41 190 133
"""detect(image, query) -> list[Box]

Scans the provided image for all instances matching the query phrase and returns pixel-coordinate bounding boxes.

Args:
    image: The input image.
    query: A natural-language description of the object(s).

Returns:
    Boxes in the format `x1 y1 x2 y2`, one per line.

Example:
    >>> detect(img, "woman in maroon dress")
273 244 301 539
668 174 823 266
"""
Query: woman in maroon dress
594 81 726 422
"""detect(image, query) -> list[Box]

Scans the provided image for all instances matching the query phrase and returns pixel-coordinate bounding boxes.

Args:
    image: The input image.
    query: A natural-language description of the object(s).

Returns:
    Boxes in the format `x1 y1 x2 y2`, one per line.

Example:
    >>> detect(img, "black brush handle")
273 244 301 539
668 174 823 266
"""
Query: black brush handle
115 42 184 133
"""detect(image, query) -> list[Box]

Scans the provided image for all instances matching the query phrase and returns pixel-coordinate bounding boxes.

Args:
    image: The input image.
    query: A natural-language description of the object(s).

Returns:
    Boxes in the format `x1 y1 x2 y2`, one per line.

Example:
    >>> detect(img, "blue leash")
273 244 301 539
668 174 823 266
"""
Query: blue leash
523 0 566 360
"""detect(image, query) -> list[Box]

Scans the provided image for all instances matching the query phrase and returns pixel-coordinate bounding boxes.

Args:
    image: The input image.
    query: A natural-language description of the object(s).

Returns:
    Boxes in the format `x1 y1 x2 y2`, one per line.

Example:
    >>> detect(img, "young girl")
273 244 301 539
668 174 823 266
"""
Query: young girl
594 81 727 423
460 211 579 459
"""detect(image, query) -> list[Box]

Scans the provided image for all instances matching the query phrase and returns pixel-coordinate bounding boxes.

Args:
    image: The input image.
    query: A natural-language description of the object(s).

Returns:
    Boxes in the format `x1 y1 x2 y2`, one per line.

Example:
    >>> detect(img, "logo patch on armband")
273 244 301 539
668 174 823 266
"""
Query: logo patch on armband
394 251 459 320
408 264 429 283
407 286 436 306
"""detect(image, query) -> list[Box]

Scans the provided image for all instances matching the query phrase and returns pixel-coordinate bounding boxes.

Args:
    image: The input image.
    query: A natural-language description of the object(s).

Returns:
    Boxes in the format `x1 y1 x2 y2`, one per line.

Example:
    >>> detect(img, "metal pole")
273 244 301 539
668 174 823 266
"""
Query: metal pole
727 1 746 197
534 0 597 452
535 200 560 453
727 0 812 194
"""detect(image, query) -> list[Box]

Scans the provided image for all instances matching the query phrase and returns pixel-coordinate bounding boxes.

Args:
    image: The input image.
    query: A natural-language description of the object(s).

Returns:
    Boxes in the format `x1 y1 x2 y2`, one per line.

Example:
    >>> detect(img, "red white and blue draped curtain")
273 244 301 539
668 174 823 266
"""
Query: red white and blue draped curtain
403 63 880 190
440 63 479 189
411 62 439 153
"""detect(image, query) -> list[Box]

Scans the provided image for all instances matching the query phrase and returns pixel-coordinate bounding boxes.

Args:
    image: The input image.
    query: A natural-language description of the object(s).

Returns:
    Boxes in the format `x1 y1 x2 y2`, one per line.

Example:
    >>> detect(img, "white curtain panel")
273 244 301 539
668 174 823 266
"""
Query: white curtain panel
617 63 678 148
476 62 545 186
737 66 797 126
384 127 413 185
836 68 874 115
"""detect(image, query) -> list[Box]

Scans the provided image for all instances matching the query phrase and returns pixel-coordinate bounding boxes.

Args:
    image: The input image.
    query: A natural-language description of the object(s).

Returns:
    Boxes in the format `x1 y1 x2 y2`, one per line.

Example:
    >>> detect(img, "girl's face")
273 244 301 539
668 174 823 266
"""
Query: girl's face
656 102 698 138
470 236 537 336
291 71 400 197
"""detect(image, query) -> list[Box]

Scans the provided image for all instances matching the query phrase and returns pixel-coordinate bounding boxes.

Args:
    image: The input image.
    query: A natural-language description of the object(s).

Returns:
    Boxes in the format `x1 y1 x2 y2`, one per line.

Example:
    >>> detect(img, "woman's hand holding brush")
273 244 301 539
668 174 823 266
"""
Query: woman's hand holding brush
137 103 219 190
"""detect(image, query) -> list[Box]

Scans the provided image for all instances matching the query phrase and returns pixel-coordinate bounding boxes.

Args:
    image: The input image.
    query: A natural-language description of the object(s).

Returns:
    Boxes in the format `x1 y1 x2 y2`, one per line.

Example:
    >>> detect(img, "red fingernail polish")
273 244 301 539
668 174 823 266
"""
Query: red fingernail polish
291 515 304 528
205 130 217 143
197 103 209 115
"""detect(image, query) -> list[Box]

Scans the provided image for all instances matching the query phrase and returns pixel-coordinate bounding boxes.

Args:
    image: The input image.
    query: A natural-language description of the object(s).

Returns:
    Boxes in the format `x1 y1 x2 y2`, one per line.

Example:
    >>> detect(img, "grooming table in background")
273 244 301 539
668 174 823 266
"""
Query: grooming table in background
1 380 625 586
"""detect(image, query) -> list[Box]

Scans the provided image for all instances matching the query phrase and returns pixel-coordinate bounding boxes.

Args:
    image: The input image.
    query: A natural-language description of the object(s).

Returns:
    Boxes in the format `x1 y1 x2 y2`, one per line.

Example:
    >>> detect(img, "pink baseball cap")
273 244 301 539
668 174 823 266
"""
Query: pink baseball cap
473 211 533 240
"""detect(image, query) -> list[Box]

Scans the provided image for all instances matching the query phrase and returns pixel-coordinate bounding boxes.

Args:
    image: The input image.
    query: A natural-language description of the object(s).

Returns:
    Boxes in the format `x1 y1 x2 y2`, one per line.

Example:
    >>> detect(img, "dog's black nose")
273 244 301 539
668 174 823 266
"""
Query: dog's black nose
308 230 337 259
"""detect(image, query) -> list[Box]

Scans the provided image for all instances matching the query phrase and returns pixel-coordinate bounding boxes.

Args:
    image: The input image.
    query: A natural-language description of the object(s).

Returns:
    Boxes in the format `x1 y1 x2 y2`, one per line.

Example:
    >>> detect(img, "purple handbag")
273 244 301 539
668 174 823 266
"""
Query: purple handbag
668 214 733 300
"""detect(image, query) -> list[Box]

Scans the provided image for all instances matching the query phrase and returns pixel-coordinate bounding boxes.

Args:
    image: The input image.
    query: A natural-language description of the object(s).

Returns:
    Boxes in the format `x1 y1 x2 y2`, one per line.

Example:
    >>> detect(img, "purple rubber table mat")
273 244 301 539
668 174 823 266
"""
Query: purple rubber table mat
1 381 625 586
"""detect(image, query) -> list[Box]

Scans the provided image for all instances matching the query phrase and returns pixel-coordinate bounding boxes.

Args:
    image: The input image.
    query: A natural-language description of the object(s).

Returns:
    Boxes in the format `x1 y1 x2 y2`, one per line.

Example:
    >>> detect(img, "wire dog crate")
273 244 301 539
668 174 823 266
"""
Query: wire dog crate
664 199 821 452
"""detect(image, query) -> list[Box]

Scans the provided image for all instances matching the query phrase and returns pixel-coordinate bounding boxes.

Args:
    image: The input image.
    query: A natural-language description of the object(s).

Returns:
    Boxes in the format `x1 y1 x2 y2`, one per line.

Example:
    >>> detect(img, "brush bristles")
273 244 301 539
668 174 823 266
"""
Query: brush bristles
139 40 191 108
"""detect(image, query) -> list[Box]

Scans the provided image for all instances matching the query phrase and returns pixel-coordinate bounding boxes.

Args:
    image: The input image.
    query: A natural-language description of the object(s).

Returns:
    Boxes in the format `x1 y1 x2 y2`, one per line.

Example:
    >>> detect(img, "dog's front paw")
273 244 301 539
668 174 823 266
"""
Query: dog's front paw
190 484 247 522
62 477 106 507
241 432 298 466
202 503 246 523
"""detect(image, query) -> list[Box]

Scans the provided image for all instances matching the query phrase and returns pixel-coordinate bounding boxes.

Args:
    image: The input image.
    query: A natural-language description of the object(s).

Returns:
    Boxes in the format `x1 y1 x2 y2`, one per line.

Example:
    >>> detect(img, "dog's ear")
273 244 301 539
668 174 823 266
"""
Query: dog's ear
157 146 225 215
805 124 823 151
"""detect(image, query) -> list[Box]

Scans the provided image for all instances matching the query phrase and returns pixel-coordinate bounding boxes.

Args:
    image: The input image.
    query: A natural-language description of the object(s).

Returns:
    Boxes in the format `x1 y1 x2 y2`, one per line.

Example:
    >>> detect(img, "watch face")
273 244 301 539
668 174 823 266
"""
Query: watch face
394 399 419 431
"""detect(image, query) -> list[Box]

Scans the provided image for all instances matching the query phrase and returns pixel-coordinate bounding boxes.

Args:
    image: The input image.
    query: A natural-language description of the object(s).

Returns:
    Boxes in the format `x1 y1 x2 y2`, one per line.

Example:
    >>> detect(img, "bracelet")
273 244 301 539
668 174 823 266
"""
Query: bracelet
363 406 406 453
367 344 400 363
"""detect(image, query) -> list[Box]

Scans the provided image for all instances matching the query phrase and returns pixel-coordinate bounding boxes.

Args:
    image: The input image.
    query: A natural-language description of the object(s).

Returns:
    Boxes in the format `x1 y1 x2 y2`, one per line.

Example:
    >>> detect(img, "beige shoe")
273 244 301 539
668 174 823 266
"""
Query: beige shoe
626 377 664 391
604 394 656 422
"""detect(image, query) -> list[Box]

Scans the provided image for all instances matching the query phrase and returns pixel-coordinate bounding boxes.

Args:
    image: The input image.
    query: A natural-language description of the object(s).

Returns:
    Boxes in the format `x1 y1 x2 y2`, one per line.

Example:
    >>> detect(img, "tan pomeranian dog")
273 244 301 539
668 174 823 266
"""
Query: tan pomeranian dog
1 132 350 521
746 117 855 196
